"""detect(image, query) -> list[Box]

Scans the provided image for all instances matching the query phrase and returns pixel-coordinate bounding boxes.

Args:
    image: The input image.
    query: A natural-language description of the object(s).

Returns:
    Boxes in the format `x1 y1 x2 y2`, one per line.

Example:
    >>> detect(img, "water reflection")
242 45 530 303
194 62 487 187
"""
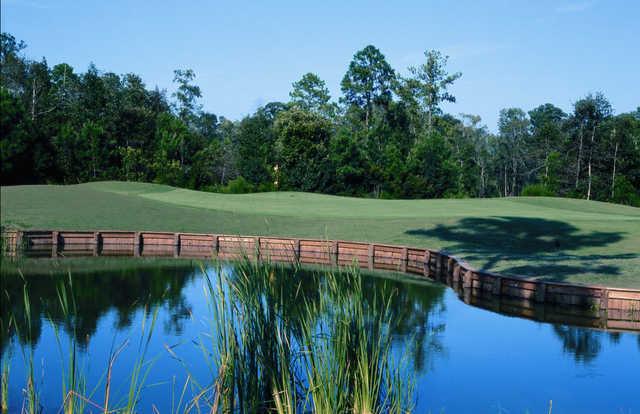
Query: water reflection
0 258 632 369
0 257 638 413
1 261 447 353
361 274 447 372
1 261 196 351
552 325 603 363
8 240 640 333
2 259 448 412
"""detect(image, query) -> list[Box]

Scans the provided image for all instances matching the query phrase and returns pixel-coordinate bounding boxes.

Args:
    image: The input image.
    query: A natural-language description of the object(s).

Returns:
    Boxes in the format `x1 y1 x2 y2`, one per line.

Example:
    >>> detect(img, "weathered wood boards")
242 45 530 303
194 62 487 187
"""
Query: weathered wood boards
3 229 639 331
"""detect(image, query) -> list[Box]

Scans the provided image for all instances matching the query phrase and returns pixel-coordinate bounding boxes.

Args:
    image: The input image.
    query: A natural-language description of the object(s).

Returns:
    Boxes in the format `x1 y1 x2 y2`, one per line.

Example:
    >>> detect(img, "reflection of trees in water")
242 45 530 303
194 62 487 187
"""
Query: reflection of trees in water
203 263 448 389
553 325 640 363
220 264 449 369
1 263 196 351
551 325 631 363
272 267 449 375
553 325 602 363
608 332 621 345
1 259 449 379
4 257 634 372
360 275 447 373
199 262 448 412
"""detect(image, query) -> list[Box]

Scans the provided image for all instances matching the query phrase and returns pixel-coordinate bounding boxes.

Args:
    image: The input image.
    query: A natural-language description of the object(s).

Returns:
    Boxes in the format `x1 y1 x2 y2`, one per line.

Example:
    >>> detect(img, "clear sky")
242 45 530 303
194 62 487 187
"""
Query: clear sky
2 0 638 131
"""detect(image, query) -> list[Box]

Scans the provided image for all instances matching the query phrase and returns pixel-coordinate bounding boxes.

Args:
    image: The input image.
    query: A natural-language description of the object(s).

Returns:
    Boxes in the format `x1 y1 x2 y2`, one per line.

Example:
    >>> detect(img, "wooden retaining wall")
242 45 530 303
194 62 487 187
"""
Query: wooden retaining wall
3 229 639 331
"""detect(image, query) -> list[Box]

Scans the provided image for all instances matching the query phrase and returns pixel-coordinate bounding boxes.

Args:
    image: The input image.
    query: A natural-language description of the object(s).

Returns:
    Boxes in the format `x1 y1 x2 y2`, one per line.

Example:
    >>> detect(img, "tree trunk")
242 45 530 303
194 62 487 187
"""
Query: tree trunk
365 98 371 130
545 163 549 180
544 135 550 179
458 157 464 192
611 134 618 200
180 137 185 167
587 163 592 200
31 79 37 121
503 165 507 197
544 153 549 179
586 125 596 200
511 157 517 196
479 164 485 197
575 123 584 189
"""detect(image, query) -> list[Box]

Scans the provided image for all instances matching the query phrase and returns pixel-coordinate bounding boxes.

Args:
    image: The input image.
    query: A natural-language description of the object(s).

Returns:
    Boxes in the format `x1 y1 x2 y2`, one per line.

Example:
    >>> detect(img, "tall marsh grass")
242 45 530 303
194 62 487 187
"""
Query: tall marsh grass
11 281 41 414
189 259 415 413
1 348 10 414
2 258 416 413
50 275 88 414
3 276 162 413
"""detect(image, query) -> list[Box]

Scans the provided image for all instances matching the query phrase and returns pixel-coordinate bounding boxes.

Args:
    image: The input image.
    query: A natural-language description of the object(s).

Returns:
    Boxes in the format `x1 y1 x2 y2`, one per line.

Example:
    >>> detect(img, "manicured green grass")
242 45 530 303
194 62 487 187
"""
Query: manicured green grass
2 181 639 288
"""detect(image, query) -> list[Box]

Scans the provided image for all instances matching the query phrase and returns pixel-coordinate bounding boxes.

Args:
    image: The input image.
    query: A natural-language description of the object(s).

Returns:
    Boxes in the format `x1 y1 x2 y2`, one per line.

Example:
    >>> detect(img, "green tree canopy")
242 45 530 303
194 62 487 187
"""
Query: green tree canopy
290 72 335 117
403 50 461 131
340 45 396 128
275 108 332 191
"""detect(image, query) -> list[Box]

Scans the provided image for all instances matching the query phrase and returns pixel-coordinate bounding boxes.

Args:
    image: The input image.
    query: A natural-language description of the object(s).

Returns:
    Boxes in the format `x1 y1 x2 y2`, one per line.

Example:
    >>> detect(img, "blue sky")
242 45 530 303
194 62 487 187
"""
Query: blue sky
2 0 638 130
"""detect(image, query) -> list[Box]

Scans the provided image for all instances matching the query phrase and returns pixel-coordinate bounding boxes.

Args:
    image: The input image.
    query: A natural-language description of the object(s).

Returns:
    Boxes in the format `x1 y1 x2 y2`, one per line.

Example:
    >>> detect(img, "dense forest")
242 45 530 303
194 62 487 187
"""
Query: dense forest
1 32 639 205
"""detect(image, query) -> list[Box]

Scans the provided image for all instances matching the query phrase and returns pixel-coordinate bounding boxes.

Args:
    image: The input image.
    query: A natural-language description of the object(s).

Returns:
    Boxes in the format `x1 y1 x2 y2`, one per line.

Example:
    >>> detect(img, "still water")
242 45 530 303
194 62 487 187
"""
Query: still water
1 258 639 413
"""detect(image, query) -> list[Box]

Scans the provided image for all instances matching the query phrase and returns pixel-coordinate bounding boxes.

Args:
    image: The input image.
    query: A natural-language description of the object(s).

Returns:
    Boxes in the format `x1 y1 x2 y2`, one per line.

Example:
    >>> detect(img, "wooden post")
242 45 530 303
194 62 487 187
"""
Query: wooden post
423 250 431 278
16 230 24 251
400 247 408 272
332 241 338 266
212 235 219 258
368 244 374 270
294 239 301 263
174 233 180 257
463 286 472 304
93 231 100 256
600 288 609 311
447 257 455 278
452 263 461 284
535 282 546 303
599 288 609 328
134 231 141 257
51 231 59 257
441 255 448 281
435 253 443 281
492 276 502 296
462 270 473 289
10 230 23 258
255 237 261 261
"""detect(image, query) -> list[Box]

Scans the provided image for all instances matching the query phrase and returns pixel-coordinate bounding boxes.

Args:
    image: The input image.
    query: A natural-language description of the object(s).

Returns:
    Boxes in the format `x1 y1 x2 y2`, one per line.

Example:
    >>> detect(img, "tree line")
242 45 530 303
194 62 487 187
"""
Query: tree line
2 33 639 205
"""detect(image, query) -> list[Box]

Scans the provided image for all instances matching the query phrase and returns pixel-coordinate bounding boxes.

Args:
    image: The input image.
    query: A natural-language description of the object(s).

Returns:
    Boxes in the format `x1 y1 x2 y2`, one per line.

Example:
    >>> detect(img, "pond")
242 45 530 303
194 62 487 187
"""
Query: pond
1 257 639 413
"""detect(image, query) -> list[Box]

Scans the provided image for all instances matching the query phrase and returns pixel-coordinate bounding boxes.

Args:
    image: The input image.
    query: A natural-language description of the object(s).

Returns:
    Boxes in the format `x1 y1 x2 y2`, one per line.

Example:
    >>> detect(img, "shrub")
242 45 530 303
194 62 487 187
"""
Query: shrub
521 183 556 197
217 176 255 194
256 181 276 192
611 176 640 207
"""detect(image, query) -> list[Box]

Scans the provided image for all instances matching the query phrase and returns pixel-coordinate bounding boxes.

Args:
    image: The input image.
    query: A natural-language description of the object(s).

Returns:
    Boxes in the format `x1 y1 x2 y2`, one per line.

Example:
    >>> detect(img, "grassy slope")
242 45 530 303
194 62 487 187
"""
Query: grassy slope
2 181 639 288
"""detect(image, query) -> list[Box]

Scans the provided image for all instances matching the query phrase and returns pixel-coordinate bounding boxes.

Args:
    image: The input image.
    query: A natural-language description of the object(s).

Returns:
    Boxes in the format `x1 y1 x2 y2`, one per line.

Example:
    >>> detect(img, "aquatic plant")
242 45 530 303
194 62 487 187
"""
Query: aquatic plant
193 258 415 413
1 348 10 414
50 275 88 414
3 258 417 413
15 283 41 414
298 266 415 414
121 304 160 413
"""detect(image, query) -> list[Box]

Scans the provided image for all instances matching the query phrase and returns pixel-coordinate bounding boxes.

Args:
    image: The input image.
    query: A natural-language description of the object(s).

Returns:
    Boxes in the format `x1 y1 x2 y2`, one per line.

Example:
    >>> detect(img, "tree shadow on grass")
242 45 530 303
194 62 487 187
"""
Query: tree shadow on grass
405 216 632 283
